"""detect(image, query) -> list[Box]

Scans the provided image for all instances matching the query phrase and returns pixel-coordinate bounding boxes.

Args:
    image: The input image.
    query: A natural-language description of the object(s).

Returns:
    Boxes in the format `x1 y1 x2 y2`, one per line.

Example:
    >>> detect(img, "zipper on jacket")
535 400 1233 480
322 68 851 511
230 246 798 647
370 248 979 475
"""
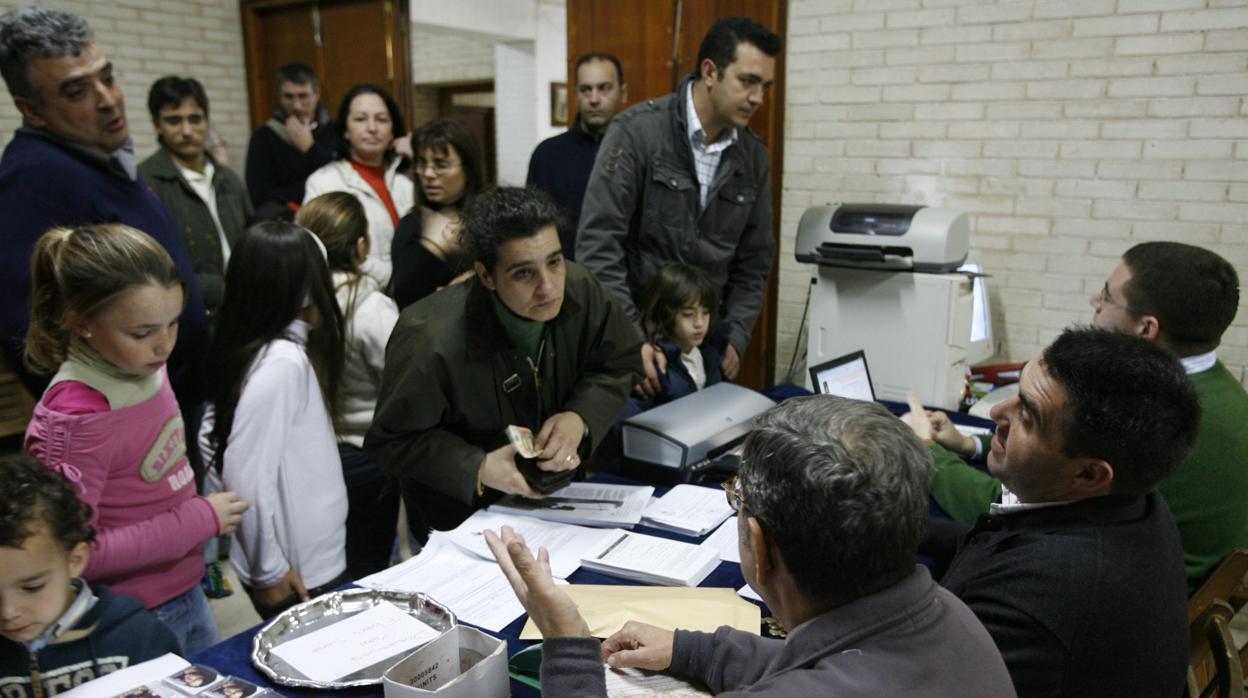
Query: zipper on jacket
29 649 43 698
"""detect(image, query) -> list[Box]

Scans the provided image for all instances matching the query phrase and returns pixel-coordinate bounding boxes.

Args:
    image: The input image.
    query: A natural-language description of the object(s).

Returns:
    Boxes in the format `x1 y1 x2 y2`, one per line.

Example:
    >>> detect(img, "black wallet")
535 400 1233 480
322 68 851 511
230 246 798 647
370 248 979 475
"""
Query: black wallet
515 455 577 495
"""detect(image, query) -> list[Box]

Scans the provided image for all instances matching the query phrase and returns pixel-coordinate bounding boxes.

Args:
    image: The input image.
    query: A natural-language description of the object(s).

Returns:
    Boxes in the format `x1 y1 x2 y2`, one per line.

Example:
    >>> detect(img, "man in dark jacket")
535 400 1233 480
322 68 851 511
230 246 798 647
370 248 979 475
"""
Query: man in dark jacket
0 7 208 408
576 17 778 396
139 76 252 317
244 63 337 220
527 52 627 260
911 328 1196 698
366 188 643 540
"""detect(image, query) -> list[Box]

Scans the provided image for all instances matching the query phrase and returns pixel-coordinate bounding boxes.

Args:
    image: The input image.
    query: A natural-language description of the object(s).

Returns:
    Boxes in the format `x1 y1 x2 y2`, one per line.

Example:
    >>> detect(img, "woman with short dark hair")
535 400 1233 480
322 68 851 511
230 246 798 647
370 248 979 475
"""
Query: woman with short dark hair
303 84 414 290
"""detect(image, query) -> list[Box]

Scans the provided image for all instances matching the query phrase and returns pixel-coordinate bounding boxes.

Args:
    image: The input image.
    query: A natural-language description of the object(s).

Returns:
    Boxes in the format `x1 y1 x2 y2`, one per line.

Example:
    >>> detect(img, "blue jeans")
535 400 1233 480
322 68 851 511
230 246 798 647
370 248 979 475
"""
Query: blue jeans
152 584 220 655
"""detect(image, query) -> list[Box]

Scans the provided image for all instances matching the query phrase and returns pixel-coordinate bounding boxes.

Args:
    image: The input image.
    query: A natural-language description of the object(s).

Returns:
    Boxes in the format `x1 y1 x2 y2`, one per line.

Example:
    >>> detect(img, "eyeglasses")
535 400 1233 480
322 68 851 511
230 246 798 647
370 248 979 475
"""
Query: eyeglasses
722 474 746 513
414 158 461 175
1096 283 1141 315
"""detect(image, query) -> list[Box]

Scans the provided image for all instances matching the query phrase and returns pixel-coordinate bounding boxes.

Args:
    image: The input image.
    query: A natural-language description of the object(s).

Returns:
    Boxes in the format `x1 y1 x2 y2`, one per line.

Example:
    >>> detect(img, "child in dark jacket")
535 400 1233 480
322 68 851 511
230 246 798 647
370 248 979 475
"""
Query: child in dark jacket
638 263 725 404
0 455 181 698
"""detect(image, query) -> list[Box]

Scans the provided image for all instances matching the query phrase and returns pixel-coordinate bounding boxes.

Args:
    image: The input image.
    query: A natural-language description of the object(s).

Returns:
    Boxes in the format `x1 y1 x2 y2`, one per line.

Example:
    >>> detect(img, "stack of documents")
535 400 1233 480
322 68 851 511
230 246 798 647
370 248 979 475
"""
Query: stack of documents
490 482 654 527
356 533 527 632
700 517 741 564
580 530 721 587
642 485 733 536
443 509 618 579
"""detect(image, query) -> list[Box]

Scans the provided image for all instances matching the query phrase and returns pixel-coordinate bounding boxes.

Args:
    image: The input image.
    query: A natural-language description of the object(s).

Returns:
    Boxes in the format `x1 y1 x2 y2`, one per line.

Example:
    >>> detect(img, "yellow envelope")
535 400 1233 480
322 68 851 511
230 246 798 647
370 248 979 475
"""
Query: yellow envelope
520 585 761 640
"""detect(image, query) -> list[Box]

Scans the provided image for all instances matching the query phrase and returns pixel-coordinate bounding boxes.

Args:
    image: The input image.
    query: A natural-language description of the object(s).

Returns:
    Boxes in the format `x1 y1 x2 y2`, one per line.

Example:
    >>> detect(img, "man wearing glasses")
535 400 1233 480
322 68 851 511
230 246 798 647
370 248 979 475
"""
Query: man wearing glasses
486 396 1014 696
927 242 1245 591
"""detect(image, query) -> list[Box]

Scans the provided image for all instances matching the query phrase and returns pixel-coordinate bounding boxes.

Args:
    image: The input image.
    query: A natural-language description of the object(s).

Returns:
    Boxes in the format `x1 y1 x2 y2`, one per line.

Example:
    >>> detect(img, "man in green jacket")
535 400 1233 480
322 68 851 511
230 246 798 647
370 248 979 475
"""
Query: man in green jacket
925 242 1245 588
139 76 251 316
366 187 643 541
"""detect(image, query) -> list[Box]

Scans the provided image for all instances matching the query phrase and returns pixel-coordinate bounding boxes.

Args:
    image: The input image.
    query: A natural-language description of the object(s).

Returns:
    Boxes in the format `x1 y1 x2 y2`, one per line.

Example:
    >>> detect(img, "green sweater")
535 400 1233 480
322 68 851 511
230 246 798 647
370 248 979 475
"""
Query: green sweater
930 361 1248 587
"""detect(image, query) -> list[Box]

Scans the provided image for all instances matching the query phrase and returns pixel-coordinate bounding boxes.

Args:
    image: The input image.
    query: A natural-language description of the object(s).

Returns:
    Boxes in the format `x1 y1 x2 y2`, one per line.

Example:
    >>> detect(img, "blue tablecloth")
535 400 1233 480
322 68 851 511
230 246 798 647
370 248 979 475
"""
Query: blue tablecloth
191 475 753 698
190 399 994 697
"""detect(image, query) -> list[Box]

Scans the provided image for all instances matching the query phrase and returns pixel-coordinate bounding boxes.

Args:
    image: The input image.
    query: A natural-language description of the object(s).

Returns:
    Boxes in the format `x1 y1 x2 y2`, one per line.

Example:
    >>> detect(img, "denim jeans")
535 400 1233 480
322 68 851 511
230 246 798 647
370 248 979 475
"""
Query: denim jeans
152 584 220 655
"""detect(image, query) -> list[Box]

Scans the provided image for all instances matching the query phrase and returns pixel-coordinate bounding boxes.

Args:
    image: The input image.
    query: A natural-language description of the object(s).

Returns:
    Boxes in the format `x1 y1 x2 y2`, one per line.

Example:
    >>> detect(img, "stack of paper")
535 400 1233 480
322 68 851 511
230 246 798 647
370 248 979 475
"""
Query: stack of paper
580 531 720 587
699 517 741 564
642 485 733 536
443 509 617 579
489 482 654 527
356 533 527 632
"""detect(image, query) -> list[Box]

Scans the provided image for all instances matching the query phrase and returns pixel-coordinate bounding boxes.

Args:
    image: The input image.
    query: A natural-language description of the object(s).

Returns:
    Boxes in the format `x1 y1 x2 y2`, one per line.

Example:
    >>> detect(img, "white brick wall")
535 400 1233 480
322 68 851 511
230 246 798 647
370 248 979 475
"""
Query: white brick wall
409 25 495 85
0 0 250 169
782 0 1248 386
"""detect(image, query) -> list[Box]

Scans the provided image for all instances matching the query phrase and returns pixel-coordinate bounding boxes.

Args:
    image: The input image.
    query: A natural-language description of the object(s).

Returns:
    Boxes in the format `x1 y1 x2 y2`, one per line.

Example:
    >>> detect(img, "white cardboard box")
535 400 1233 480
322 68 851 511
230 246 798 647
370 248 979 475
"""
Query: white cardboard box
382 626 508 698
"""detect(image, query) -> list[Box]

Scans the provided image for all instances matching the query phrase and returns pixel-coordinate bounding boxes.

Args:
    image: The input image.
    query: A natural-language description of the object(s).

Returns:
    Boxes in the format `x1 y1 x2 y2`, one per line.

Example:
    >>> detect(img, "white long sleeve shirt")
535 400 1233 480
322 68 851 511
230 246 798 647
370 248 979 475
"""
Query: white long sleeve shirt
200 320 347 589
333 272 399 447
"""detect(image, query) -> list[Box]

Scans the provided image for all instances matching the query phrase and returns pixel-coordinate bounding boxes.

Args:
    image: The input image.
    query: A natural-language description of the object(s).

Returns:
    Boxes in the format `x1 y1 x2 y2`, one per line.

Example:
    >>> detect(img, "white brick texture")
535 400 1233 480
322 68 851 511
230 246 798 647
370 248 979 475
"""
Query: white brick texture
782 0 1248 386
0 0 249 167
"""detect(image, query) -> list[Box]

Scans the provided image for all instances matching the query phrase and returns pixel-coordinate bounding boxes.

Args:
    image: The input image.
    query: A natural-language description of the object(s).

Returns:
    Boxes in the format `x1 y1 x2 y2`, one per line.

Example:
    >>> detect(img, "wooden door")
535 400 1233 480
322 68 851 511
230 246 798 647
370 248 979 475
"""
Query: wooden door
566 0 787 390
242 0 412 130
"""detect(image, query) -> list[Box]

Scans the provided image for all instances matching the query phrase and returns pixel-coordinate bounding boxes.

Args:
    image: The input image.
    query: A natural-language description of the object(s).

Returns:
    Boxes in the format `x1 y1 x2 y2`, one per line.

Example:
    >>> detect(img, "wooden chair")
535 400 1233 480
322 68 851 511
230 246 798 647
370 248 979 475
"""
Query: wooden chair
1187 549 1248 698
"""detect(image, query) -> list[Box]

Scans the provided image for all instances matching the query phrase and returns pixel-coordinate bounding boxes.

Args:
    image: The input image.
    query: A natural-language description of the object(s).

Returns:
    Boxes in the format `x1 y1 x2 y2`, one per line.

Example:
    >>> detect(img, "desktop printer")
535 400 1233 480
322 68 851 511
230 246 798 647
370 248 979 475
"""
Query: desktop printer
797 203 982 410
621 383 774 484
795 203 968 273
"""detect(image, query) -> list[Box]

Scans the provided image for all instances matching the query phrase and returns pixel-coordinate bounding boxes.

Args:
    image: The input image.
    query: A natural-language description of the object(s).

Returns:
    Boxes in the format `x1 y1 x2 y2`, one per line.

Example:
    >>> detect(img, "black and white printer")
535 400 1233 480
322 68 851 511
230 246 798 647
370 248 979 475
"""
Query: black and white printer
796 203 992 409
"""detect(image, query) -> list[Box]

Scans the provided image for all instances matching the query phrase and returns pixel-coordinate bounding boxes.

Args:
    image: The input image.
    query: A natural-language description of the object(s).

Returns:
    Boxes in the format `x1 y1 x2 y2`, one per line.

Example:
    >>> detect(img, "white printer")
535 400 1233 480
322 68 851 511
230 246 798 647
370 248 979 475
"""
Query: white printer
622 383 774 483
797 203 981 410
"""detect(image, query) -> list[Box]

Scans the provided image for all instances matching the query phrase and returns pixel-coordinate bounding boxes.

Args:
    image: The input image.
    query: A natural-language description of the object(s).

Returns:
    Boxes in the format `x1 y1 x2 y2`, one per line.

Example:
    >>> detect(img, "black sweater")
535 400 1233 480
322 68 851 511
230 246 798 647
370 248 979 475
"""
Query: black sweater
941 492 1188 698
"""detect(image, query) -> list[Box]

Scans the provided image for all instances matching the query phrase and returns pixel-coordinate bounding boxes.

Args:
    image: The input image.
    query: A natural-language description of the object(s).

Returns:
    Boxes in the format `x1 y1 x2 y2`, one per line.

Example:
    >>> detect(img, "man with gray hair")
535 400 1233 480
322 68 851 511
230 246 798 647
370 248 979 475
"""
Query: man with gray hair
0 6 208 409
486 396 1015 696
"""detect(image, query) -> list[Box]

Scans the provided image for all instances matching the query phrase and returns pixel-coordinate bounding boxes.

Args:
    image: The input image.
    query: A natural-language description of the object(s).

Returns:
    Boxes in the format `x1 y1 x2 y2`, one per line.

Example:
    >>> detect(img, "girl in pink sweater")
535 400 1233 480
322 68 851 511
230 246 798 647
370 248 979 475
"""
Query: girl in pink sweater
23 224 249 655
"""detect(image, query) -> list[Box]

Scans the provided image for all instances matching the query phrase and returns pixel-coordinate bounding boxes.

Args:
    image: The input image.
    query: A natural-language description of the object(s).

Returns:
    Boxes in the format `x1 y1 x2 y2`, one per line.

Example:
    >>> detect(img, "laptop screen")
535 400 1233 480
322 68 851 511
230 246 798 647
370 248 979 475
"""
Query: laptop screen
809 351 875 402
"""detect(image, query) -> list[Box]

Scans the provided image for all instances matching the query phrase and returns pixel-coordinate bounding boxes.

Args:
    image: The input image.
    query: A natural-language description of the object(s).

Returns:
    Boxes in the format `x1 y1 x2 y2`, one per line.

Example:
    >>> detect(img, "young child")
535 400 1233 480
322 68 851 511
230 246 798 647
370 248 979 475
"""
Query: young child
638 263 725 403
1 455 181 698
200 221 349 619
297 193 400 578
22 225 248 656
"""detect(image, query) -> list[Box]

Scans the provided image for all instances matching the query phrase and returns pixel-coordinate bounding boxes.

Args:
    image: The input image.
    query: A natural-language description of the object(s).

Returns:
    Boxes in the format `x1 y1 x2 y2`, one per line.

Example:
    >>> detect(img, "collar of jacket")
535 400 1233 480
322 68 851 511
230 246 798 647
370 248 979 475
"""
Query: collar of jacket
142 146 222 184
463 277 585 360
975 492 1150 532
16 126 137 180
572 114 604 145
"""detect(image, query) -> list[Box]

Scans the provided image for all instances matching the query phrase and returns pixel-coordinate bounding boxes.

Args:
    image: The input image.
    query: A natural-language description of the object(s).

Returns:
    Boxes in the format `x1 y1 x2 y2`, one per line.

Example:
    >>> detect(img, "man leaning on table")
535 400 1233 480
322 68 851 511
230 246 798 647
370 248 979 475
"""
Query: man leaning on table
487 396 1015 697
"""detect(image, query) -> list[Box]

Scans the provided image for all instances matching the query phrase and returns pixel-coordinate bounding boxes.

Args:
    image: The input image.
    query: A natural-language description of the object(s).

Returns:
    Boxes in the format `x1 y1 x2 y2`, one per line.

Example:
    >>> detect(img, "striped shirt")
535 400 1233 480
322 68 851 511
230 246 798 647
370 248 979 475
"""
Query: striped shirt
685 83 738 210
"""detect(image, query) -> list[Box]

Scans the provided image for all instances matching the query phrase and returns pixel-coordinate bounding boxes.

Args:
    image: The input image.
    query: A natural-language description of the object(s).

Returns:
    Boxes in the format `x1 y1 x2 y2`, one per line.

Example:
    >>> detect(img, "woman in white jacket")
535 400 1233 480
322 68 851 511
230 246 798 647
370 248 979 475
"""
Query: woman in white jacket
304 84 414 290
298 192 400 578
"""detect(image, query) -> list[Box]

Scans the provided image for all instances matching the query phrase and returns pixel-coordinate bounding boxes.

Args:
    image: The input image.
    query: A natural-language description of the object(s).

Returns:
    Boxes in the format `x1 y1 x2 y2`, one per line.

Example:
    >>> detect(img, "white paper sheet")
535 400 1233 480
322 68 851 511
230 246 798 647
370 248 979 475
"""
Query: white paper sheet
58 654 190 698
699 516 741 564
738 584 762 602
642 485 733 536
268 603 439 682
582 531 720 587
443 510 616 579
489 482 654 527
954 424 993 438
357 533 528 632
605 665 713 697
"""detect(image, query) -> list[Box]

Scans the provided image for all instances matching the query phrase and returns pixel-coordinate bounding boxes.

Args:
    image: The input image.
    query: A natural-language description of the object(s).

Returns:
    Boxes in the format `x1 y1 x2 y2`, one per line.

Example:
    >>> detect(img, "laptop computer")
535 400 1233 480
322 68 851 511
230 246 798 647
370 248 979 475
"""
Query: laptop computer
808 350 876 403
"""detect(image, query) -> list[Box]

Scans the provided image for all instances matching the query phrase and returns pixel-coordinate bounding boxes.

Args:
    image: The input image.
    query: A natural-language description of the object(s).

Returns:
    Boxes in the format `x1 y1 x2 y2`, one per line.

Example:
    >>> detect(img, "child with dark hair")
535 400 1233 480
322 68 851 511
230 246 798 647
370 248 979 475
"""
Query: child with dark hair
0 456 180 698
637 263 726 403
200 221 349 619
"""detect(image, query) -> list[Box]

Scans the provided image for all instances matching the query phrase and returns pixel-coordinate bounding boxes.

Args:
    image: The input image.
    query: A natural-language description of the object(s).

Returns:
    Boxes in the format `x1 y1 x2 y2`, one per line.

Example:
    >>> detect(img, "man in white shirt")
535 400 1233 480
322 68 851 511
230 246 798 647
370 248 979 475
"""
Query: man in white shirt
139 76 252 317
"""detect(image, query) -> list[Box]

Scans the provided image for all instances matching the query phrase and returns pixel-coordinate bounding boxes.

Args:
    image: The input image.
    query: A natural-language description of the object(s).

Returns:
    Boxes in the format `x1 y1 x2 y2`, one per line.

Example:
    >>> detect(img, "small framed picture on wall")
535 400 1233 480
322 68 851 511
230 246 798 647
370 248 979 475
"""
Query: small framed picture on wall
550 82 569 126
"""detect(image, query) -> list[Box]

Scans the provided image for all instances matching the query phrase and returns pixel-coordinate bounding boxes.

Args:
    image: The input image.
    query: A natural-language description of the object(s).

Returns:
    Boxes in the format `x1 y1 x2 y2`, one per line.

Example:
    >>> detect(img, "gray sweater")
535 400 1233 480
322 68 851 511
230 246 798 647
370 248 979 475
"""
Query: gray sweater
539 566 1016 696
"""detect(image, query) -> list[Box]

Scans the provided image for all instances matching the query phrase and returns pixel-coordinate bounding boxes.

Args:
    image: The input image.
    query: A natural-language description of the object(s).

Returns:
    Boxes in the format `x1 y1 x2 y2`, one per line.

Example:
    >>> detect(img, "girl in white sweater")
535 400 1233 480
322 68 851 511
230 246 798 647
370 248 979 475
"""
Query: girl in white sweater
199 221 348 619
298 193 400 577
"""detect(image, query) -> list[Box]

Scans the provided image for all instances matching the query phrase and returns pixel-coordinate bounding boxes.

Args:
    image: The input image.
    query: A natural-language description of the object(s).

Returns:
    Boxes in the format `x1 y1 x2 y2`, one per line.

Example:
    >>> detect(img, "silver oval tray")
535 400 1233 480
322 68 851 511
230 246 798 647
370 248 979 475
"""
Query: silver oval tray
250 587 457 689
